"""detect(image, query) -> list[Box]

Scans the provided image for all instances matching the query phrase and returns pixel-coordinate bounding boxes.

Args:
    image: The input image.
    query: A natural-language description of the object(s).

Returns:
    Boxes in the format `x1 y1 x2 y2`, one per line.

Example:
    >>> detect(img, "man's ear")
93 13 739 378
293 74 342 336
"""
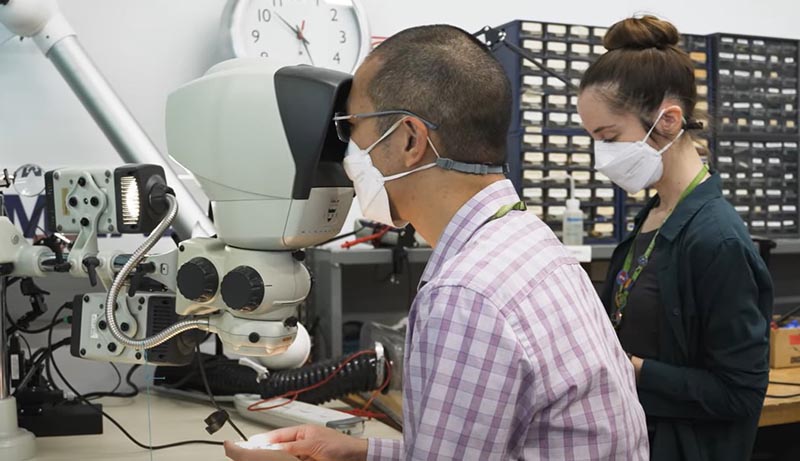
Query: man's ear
400 117 430 168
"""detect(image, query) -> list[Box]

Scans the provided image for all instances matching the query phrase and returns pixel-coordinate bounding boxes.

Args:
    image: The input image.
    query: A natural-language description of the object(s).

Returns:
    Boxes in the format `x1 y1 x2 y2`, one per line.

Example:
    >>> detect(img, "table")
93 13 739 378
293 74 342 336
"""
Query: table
759 367 800 427
29 393 401 460
28 370 797 459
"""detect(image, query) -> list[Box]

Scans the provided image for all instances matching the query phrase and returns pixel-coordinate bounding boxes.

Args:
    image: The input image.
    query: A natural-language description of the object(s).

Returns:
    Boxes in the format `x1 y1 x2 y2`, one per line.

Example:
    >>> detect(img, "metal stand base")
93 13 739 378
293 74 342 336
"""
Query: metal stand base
0 398 35 461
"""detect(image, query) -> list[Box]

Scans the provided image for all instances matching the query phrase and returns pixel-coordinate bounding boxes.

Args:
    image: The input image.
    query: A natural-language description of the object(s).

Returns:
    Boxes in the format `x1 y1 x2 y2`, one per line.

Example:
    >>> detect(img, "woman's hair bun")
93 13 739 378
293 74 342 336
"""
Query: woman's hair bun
603 15 680 51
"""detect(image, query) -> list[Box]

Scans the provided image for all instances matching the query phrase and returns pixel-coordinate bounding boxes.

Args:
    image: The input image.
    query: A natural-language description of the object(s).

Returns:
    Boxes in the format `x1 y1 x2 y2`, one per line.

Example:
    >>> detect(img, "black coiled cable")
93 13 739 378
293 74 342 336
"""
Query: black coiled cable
155 351 383 405
260 352 380 404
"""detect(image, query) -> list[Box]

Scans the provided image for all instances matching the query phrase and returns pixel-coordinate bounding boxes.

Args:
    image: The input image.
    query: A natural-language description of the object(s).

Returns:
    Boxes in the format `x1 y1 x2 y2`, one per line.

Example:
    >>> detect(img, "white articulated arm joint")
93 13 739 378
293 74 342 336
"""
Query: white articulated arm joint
0 217 48 278
0 0 75 53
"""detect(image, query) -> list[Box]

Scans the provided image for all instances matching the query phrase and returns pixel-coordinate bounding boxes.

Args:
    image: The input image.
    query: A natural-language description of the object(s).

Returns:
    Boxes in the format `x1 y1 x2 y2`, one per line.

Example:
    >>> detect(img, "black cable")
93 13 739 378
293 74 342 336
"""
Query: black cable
160 355 226 390
84 363 140 401
473 26 578 92
16 332 33 359
775 305 800 327
769 381 800 387
45 338 59 392
12 337 71 396
195 346 248 441
6 312 71 334
83 365 142 401
109 363 122 394
765 380 800 399
46 307 223 450
766 393 800 399
125 364 141 393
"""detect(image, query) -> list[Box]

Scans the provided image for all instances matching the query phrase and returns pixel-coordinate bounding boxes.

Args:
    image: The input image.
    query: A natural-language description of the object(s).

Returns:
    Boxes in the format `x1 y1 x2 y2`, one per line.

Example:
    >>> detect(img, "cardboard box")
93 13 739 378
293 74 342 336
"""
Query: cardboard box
770 327 800 368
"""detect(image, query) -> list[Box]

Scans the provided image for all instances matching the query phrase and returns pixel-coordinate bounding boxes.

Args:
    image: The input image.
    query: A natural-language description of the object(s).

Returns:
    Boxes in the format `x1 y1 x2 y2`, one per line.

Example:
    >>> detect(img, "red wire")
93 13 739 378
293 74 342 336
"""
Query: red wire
247 351 393 423
343 409 388 419
247 350 379 412
361 359 392 412
340 227 390 249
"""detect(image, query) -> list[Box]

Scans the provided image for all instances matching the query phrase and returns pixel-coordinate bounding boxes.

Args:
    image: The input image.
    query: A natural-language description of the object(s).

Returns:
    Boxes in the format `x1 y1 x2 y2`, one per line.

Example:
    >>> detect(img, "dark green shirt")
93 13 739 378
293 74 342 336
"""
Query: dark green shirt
600 173 773 461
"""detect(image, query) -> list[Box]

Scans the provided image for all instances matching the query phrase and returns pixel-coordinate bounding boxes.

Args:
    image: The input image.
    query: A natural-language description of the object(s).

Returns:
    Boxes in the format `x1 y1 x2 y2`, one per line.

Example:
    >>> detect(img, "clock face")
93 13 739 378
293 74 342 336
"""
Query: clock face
225 0 370 74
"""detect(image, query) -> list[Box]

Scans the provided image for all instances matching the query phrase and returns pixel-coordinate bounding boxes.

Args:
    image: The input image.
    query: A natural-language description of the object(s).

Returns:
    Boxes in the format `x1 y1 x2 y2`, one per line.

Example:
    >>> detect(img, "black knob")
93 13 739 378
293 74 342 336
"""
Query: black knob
284 317 299 328
221 266 264 312
248 332 261 343
107 343 117 352
82 256 100 287
177 258 219 302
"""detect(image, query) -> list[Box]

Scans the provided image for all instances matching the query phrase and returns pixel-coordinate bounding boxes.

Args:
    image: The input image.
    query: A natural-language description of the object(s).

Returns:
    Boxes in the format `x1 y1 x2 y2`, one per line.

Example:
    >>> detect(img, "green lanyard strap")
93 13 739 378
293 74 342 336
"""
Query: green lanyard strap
611 165 709 328
489 201 527 222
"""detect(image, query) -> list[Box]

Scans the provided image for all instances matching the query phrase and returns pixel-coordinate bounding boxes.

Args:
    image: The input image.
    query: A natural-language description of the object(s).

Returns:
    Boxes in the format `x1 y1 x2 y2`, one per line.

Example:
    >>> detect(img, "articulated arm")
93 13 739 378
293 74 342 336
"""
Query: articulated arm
0 0 214 240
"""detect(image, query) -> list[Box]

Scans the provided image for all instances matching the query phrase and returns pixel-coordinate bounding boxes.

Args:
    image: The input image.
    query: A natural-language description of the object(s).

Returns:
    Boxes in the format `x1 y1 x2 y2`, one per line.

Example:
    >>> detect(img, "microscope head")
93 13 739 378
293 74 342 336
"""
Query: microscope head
166 60 354 250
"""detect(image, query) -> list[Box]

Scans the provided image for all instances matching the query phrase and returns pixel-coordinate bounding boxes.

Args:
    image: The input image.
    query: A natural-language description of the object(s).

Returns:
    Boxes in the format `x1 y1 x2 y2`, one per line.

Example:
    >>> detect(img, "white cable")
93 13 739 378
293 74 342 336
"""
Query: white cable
105 194 208 350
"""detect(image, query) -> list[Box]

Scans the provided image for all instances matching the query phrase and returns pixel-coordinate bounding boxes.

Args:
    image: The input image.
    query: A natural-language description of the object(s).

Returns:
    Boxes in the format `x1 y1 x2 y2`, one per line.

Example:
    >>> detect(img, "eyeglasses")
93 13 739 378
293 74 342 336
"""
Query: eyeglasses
332 110 439 143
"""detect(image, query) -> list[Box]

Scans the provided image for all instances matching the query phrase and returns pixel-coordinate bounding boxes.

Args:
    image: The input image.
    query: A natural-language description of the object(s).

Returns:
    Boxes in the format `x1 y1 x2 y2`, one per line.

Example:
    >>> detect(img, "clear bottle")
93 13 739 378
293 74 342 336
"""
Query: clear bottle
563 198 584 245
562 174 584 245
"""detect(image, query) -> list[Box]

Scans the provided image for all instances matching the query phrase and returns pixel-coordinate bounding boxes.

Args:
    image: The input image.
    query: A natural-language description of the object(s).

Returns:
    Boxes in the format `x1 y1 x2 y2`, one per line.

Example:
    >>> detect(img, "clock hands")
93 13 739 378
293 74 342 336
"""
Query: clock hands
299 20 315 66
274 11 310 45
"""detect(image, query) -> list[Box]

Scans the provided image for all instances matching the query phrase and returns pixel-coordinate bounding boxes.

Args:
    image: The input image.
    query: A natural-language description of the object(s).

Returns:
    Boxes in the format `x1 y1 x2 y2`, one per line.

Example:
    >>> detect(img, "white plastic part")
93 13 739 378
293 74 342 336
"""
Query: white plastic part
206 311 295 357
32 9 74 53
0 218 48 278
0 397 35 461
256 322 311 370
166 59 352 250
233 394 365 436
0 0 57 36
238 358 270 382
0 0 74 53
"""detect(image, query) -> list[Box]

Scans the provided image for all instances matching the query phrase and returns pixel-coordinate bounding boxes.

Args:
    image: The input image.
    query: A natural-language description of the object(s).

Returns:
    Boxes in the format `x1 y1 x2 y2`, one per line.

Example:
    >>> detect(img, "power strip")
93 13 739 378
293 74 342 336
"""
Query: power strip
233 394 365 436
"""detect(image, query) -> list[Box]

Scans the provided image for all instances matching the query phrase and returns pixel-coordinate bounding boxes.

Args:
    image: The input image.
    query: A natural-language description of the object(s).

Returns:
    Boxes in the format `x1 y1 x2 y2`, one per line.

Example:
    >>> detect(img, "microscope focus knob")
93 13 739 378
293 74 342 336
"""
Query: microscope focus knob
221 266 264 312
177 257 219 302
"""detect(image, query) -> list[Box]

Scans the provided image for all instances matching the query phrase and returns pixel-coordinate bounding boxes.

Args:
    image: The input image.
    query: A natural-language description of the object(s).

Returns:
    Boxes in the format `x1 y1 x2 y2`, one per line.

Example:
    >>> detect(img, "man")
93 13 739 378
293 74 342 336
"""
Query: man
226 25 648 461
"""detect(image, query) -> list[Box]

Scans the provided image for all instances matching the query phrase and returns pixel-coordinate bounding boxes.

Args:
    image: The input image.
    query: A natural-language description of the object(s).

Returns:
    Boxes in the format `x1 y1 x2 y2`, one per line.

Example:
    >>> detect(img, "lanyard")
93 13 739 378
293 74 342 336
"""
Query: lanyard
611 165 709 328
486 201 527 224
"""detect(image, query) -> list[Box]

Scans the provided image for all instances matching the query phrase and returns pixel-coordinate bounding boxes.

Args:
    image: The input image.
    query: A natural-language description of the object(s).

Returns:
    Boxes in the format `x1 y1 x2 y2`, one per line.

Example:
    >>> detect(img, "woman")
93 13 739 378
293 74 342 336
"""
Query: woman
577 15 774 461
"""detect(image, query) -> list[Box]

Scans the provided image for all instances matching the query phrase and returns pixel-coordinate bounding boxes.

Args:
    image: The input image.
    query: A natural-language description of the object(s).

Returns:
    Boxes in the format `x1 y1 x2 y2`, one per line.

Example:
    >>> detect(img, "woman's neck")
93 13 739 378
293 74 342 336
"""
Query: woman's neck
652 141 707 212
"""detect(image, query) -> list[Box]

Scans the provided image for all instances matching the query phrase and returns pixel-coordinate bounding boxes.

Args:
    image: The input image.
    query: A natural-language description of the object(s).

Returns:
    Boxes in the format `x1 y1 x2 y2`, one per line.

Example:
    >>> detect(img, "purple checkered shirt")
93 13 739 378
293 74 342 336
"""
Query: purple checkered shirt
367 179 648 460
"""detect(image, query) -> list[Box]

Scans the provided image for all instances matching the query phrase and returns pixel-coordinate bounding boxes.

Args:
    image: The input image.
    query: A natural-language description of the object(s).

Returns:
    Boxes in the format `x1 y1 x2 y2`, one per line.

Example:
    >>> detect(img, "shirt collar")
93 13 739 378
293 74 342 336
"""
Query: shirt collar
419 179 521 285
628 172 723 243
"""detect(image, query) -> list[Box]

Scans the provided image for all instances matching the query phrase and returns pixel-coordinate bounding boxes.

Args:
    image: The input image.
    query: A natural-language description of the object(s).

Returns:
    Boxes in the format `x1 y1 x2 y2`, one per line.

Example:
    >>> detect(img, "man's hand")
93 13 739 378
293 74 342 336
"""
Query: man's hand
224 425 368 461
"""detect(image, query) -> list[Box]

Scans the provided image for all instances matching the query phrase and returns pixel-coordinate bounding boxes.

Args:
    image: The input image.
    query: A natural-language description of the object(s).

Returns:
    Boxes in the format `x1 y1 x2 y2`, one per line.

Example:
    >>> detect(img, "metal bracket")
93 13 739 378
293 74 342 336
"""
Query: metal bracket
66 172 107 280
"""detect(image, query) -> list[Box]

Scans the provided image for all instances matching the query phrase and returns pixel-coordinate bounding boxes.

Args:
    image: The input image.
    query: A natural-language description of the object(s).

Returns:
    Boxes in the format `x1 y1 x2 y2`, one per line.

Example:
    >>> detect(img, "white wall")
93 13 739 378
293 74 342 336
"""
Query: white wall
2 0 798 185
1 0 798 391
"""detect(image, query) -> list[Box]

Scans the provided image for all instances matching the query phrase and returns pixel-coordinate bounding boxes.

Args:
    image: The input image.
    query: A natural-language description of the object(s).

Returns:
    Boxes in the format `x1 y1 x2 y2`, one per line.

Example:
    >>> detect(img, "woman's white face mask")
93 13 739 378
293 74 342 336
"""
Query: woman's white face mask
593 107 685 195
